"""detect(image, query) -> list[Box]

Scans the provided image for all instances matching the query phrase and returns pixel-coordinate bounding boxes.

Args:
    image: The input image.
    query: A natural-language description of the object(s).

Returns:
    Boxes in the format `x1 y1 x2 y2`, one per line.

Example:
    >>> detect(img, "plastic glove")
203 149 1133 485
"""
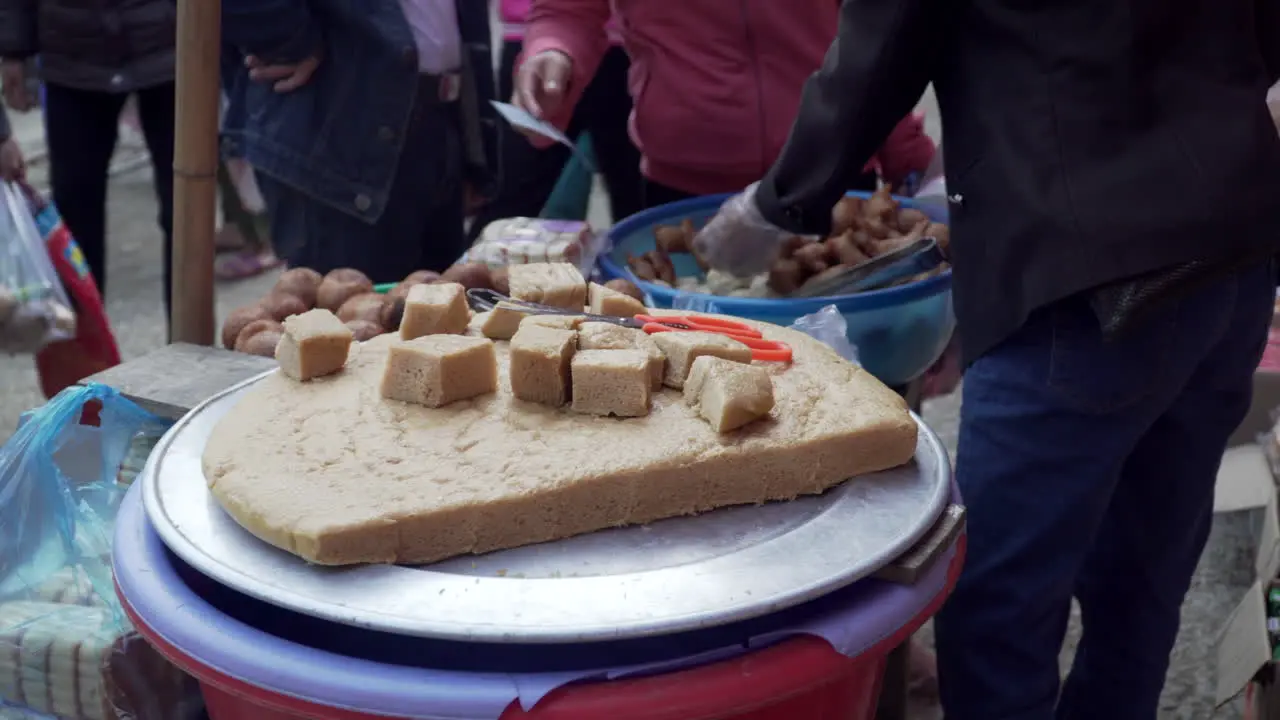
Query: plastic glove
692 183 792 277
513 50 573 124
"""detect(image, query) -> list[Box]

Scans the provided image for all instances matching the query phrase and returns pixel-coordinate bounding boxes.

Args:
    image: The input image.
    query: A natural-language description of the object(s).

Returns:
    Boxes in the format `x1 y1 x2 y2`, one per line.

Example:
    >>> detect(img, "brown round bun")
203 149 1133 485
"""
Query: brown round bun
316 271 375 312
240 329 283 358
272 268 323 307
388 270 441 301
767 259 804 295
490 267 510 295
379 297 405 333
261 292 309 321
604 278 645 301
402 270 440 286
441 262 493 290
325 268 372 285
221 305 272 349
896 209 930 234
337 292 386 324
234 319 283 353
345 320 383 342
793 241 832 274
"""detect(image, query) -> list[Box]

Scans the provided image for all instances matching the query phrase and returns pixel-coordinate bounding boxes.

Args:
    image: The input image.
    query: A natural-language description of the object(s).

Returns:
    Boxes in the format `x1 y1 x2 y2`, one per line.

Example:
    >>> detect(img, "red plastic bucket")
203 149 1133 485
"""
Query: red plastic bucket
183 634 883 720
115 485 964 720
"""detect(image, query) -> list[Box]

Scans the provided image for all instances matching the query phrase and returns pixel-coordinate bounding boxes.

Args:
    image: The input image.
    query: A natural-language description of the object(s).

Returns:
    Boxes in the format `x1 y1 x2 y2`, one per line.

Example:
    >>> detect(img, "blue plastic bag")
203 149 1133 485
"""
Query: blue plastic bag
0 384 164 604
0 383 201 720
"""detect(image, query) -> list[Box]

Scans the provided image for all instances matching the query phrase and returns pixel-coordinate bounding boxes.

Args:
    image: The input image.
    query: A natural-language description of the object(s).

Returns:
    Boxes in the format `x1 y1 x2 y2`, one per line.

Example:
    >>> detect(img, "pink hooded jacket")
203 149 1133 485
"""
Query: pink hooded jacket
501 0 621 45
523 0 935 196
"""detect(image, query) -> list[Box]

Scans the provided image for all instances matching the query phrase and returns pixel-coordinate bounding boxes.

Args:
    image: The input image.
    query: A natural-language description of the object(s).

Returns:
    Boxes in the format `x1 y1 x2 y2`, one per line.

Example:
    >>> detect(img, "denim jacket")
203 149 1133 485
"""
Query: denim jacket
220 0 497 224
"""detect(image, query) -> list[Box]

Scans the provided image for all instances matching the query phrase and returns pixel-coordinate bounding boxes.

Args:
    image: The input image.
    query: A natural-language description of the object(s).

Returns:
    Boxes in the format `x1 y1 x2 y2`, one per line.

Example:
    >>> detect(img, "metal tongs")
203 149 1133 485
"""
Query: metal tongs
789 236 947 298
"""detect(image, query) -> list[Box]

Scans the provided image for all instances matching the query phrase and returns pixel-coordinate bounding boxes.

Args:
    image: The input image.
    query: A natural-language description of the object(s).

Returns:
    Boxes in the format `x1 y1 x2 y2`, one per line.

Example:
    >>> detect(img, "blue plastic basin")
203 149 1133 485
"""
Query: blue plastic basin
597 192 956 387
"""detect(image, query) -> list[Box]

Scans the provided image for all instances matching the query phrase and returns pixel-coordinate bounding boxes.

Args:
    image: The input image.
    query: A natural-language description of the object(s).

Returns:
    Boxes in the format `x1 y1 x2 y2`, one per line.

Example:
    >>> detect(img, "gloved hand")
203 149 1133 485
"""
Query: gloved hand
692 183 793 277
513 50 573 125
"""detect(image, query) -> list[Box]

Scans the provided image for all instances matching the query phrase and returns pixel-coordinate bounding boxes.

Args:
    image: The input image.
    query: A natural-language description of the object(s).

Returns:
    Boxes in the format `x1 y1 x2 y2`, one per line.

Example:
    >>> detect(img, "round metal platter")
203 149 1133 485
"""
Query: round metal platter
143 373 951 644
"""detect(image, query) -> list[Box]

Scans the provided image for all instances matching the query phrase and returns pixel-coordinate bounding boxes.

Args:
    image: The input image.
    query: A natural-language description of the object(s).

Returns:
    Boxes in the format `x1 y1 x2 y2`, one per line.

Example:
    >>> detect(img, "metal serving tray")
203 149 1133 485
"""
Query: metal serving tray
142 374 950 643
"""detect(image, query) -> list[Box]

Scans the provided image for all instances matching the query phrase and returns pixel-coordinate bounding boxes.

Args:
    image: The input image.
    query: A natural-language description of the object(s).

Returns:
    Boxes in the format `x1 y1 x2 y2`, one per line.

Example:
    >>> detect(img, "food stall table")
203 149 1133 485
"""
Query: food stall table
88 345 962 720
113 486 963 720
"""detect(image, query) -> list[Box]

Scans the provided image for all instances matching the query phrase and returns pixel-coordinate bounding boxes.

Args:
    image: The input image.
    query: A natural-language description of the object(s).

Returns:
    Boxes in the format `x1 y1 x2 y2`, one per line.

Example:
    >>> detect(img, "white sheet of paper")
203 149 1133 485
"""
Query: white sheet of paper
490 101 597 172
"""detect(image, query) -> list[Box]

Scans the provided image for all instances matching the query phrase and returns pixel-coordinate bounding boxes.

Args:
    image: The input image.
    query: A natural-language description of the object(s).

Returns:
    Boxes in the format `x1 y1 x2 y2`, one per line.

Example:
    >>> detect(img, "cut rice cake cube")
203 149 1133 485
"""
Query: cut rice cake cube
588 282 646 318
652 331 752 389
508 262 587 309
521 313 586 331
571 349 652 417
510 324 577 406
400 282 470 340
577 321 637 349
684 355 775 432
480 301 532 340
276 308 354 381
380 335 497 408
578 322 665 391
634 333 667 392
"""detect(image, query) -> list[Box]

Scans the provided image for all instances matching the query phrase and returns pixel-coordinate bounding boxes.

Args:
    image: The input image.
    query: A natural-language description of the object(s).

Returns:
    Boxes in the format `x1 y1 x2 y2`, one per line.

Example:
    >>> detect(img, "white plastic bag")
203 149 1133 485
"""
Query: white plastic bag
0 183 75 354
789 305 860 365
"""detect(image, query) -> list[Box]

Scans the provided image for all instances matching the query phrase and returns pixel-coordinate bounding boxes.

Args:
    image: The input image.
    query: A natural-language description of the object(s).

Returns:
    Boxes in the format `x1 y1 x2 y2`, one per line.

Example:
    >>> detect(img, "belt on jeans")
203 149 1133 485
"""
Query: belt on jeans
418 72 462 105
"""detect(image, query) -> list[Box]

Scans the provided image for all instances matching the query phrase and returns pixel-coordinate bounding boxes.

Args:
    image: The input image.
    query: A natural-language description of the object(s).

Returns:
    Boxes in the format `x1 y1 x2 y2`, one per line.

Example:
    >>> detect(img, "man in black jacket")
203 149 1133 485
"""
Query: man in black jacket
696 0 1280 716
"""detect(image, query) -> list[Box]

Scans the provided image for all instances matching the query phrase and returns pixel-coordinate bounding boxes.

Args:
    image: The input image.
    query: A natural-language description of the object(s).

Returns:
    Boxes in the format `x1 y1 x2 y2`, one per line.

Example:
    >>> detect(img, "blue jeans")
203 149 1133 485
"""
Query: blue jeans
936 265 1274 719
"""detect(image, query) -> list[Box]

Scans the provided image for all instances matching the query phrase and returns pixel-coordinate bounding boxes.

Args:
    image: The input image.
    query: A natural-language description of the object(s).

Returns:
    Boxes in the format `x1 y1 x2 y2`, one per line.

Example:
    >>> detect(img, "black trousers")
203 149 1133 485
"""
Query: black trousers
470 42 642 239
44 82 175 318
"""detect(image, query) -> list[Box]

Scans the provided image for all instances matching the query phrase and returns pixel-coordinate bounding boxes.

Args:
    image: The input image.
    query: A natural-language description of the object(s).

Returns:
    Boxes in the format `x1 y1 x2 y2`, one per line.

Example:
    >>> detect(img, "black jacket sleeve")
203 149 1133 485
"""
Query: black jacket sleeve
0 0 38 59
755 0 943 235
221 0 320 65
0 104 11 143
1261 0 1280 84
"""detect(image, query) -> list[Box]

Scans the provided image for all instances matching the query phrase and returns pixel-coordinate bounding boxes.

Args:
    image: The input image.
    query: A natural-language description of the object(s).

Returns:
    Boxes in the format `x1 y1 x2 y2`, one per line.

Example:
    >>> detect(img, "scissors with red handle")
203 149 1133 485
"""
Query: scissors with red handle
466 289 793 363
629 314 792 363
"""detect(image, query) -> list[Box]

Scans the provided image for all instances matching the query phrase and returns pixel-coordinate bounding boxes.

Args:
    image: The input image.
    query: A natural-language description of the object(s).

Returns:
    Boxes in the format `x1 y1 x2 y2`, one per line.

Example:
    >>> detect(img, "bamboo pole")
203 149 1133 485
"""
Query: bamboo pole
170 0 220 345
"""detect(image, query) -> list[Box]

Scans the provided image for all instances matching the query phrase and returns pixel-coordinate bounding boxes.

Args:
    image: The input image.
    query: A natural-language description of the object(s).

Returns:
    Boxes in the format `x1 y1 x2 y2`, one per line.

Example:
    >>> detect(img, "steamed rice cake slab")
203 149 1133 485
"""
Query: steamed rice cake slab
202 315 917 566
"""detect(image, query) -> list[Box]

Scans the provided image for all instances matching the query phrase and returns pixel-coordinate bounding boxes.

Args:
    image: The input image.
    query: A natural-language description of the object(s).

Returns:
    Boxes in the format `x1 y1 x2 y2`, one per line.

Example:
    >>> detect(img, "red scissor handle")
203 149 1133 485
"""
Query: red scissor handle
634 314 764 339
640 323 793 363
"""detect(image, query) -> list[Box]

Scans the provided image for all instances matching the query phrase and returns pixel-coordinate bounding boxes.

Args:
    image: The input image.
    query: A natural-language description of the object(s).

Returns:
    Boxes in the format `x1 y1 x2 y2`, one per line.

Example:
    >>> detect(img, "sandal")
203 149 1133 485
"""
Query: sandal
215 249 282 281
215 225 248 254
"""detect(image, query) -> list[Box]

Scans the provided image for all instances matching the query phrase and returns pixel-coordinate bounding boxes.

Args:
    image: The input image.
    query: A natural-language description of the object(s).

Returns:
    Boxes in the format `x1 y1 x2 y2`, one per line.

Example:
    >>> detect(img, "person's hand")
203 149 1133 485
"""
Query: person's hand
246 53 321 93
513 50 572 125
1 60 35 112
0 138 25 182
692 183 792 277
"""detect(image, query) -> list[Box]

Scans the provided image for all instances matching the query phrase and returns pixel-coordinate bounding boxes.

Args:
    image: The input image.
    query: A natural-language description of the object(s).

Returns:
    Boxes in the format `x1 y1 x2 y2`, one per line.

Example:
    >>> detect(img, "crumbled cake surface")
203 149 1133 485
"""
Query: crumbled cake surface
203 313 917 566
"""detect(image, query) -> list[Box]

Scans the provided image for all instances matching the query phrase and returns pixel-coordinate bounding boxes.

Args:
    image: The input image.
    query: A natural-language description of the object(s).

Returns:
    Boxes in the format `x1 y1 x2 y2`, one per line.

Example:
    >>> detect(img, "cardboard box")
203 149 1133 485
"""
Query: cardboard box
1216 369 1280 710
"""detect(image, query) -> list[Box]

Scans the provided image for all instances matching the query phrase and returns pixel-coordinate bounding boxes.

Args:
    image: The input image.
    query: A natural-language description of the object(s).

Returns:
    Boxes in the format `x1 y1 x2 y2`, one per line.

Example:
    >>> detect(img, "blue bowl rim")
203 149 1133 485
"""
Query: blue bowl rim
599 192 953 314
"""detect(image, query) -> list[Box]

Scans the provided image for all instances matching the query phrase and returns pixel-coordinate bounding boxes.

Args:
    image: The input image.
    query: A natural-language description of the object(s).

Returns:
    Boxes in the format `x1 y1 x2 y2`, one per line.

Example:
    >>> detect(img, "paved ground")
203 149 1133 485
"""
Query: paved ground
0 93 1253 717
